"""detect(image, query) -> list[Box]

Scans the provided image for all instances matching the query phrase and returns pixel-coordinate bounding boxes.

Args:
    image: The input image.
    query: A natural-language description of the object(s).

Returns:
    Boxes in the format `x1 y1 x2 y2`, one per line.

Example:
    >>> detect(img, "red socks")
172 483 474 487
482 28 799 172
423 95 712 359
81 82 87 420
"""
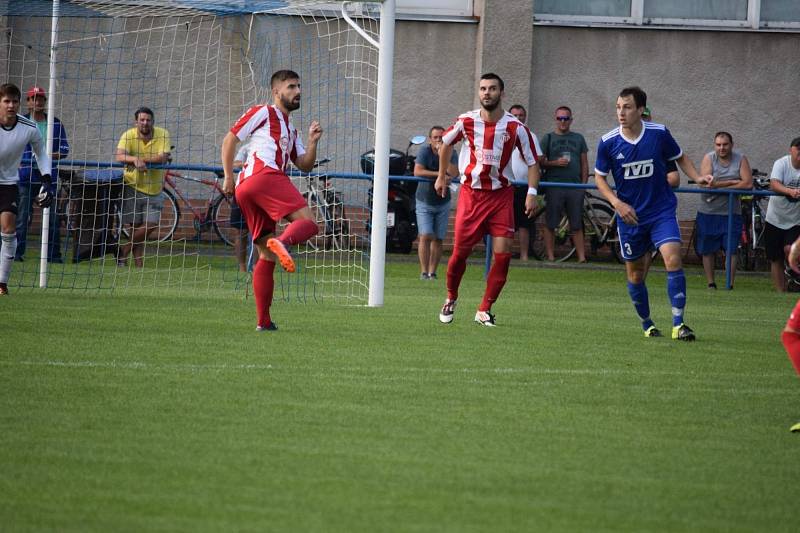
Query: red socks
279 218 318 246
479 252 511 312
446 245 471 301
253 259 276 328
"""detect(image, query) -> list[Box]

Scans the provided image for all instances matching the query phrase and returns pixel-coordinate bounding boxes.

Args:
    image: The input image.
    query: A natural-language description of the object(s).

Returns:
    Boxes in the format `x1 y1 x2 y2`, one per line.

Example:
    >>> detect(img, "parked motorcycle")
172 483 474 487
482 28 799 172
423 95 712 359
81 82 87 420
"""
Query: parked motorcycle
361 135 426 254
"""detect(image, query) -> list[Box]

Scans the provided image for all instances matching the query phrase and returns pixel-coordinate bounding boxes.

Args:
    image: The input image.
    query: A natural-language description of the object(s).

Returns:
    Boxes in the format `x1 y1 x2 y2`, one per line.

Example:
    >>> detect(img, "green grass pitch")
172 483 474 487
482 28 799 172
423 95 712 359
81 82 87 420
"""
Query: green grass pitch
2 262 798 531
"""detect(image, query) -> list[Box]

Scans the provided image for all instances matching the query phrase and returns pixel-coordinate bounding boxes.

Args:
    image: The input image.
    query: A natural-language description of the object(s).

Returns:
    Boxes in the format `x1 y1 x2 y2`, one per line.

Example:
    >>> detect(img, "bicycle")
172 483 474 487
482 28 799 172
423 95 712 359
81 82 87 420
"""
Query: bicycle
297 159 351 252
117 169 236 246
736 169 769 271
530 190 621 263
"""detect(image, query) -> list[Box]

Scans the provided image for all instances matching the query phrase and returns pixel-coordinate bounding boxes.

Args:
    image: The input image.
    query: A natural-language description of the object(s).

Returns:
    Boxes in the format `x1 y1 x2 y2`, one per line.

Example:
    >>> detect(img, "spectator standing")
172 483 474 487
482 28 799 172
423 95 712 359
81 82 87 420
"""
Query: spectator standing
115 106 171 267
642 107 680 187
15 85 69 263
508 104 538 261
538 106 589 262
221 69 321 332
0 83 52 295
594 86 711 340
764 136 800 292
695 132 753 289
413 125 457 280
434 73 541 327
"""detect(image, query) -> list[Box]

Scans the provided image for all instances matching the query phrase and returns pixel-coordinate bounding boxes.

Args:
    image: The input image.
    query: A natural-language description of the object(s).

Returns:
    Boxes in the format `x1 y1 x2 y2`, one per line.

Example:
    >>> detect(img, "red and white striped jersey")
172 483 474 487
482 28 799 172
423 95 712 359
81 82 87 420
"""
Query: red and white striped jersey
442 109 539 190
230 104 306 183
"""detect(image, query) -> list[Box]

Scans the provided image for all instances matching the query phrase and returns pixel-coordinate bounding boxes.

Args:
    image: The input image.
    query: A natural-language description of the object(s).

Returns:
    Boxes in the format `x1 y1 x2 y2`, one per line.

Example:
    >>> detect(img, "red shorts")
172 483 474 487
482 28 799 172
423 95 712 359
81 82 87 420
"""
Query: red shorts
453 185 515 248
234 169 307 240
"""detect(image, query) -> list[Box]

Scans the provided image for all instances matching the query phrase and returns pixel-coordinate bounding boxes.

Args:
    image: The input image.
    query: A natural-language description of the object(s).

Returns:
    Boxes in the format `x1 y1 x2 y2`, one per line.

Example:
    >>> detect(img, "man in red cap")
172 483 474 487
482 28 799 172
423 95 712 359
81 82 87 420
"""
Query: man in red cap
15 85 69 263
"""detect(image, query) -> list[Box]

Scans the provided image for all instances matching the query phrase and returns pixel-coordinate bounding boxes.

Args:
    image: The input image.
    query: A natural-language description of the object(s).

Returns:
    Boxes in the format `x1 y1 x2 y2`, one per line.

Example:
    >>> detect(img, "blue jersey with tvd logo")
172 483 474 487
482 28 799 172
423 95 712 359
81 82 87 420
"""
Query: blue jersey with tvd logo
594 122 682 223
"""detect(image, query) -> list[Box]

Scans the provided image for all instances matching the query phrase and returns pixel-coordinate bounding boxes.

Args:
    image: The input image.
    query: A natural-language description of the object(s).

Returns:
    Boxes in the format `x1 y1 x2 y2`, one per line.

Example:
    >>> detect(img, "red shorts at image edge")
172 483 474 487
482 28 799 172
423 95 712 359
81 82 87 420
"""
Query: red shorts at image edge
453 185 515 248
234 169 307 240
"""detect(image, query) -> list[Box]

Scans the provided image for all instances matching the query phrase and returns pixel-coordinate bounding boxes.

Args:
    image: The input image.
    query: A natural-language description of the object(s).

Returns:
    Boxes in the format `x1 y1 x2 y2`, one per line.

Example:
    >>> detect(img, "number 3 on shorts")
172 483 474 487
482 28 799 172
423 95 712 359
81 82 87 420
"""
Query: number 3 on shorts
624 241 632 257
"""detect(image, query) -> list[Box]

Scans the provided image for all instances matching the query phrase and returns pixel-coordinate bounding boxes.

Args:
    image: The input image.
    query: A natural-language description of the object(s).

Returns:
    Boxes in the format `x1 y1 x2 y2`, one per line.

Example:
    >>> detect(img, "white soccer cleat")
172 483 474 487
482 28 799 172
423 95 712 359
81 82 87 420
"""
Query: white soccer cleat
474 310 496 327
439 299 456 323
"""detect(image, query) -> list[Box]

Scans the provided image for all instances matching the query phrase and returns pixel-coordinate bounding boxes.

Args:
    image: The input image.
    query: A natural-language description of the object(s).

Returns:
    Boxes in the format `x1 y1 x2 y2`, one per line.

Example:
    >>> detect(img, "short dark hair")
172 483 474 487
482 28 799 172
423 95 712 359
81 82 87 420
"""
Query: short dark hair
619 86 647 109
791 137 800 148
480 72 504 92
134 106 154 120
555 105 572 116
509 104 526 114
429 125 445 136
270 69 300 88
0 83 21 100
714 131 733 144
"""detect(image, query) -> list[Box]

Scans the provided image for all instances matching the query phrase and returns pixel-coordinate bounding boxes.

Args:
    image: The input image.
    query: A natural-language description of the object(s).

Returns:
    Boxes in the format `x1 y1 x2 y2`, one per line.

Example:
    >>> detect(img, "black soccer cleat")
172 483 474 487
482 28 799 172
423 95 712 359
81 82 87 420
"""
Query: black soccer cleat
671 323 696 341
644 325 662 338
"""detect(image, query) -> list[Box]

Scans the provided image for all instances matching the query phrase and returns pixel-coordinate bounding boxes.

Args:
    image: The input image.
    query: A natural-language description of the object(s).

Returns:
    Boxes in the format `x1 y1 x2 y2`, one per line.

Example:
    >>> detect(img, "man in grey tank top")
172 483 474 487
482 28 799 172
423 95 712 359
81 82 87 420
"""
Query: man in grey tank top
695 132 753 288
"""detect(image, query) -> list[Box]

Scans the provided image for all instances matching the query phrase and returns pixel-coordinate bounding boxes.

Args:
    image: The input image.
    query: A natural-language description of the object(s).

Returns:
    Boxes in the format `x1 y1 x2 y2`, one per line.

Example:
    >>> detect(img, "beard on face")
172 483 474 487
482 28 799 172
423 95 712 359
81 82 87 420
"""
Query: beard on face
481 96 500 112
281 94 300 112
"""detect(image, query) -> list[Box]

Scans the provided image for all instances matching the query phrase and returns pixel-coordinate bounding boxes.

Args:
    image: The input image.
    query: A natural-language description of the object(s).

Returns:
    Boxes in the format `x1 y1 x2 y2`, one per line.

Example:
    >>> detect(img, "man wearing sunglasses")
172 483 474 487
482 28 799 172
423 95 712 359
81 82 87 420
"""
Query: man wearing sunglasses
539 106 589 262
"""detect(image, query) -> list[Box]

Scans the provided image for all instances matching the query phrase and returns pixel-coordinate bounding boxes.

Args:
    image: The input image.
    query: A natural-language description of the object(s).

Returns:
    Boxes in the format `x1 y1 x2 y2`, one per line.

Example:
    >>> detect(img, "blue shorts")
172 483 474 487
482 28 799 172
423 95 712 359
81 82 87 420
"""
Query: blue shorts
416 200 450 241
694 212 742 255
618 214 682 261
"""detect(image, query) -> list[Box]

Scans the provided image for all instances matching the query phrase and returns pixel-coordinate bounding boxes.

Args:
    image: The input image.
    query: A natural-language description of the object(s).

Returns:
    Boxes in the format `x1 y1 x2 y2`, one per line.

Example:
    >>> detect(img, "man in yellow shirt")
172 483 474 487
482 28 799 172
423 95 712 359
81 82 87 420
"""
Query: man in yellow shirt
115 106 171 266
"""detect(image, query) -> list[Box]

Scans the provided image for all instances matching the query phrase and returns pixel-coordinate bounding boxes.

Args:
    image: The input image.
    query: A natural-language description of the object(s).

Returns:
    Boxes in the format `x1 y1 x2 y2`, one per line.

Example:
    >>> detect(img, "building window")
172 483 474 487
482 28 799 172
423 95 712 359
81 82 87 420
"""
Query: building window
534 0 800 31
536 0 631 17
643 0 747 22
761 0 800 23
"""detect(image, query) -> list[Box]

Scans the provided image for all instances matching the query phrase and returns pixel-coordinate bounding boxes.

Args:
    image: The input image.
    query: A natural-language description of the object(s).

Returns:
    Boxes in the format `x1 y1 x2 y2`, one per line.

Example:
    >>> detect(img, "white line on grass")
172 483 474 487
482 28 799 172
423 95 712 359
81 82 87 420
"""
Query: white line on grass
3 359 791 379
8 360 274 371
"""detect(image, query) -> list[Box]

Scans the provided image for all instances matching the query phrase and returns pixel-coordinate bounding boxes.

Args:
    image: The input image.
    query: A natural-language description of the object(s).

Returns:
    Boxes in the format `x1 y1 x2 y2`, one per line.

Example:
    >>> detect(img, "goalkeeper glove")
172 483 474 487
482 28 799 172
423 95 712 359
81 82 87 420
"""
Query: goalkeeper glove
35 174 53 208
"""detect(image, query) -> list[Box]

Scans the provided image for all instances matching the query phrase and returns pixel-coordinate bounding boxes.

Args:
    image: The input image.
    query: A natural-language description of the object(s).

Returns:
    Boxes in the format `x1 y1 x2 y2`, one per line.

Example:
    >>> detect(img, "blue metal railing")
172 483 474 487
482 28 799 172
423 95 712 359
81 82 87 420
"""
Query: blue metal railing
54 160 775 289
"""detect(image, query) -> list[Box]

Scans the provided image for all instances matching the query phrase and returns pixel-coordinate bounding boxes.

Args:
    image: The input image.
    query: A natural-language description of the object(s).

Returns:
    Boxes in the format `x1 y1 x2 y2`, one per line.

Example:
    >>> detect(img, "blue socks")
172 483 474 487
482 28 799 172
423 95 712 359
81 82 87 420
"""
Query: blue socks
666 269 687 327
627 281 653 330
628 270 687 330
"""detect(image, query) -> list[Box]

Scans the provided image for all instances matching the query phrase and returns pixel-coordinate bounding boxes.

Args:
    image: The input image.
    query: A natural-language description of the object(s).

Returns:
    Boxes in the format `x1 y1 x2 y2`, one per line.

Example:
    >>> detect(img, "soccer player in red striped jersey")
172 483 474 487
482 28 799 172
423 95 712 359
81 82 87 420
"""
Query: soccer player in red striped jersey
221 70 321 331
434 73 541 327
783 236 800 432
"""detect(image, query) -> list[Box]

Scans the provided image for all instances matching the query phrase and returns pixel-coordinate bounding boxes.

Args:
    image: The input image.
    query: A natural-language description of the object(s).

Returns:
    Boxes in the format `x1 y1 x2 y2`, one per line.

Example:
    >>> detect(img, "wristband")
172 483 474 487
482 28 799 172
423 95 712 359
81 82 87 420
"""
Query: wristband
527 187 538 196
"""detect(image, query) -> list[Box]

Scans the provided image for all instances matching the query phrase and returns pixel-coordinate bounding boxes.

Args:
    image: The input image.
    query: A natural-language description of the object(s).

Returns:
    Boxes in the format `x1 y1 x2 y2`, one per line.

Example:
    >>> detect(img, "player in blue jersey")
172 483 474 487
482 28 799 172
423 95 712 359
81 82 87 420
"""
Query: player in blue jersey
594 87 712 341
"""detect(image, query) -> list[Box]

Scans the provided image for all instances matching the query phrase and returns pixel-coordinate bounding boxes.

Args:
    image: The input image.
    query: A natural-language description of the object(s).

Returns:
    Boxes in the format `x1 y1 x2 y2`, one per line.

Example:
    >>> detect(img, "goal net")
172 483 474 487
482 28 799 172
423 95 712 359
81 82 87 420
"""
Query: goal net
2 0 386 303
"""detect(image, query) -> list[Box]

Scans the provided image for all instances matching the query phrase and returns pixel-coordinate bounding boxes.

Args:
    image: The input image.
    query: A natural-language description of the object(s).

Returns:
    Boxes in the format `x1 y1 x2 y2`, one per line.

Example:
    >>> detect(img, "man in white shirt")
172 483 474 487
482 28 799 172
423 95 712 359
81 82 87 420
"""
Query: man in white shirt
764 137 800 292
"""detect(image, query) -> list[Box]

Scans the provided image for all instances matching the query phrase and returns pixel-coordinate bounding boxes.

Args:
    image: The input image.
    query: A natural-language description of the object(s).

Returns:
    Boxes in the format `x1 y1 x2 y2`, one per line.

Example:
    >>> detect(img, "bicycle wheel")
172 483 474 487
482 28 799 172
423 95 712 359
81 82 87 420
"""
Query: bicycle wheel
325 190 350 251
211 194 237 246
117 187 180 242
530 211 573 262
581 199 619 262
303 191 334 252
